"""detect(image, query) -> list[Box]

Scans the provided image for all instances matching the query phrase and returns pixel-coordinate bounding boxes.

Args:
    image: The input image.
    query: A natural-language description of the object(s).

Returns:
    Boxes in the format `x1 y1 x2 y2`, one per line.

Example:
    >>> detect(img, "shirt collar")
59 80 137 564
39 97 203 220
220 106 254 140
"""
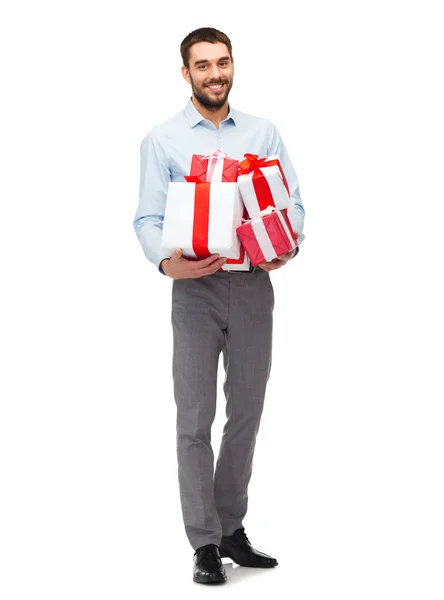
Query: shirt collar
184 97 237 128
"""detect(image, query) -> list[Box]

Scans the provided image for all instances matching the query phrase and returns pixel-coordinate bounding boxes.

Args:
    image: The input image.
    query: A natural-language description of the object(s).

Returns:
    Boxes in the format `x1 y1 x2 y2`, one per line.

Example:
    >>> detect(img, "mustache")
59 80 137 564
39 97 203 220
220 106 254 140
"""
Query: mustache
206 80 227 85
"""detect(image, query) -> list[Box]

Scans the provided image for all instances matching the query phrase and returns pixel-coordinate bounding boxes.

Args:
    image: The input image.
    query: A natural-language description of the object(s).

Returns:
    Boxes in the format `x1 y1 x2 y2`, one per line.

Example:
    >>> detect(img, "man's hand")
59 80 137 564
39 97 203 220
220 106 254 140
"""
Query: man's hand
257 248 296 272
257 231 299 272
161 248 228 279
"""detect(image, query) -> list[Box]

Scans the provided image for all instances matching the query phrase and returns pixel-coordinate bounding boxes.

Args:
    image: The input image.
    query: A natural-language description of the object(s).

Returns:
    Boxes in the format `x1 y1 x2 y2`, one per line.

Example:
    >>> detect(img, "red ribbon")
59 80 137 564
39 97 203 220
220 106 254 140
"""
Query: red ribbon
183 177 211 258
222 206 248 267
184 174 206 184
183 175 248 263
238 154 290 212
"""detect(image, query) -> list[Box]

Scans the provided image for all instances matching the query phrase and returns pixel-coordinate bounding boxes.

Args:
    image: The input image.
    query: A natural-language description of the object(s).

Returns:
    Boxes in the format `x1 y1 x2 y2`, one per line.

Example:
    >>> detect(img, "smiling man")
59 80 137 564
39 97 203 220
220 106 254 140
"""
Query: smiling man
133 27 305 584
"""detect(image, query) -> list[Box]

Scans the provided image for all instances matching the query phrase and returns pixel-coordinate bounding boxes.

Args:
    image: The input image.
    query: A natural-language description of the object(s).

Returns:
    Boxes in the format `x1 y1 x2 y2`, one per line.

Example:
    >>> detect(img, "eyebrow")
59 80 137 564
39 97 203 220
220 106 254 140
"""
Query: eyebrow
193 56 231 66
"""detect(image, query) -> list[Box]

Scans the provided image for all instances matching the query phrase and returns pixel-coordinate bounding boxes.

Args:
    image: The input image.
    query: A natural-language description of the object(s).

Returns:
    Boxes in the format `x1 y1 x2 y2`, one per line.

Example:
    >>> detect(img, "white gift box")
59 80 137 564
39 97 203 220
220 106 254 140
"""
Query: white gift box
221 245 251 271
237 154 292 218
161 182 250 270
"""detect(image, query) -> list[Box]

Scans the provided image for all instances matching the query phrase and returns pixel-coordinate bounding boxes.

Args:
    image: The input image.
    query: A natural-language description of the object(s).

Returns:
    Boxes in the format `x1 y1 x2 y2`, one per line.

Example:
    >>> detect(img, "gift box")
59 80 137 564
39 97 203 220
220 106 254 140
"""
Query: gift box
219 204 250 271
190 149 238 183
161 181 248 267
220 243 250 271
237 153 291 218
236 206 297 266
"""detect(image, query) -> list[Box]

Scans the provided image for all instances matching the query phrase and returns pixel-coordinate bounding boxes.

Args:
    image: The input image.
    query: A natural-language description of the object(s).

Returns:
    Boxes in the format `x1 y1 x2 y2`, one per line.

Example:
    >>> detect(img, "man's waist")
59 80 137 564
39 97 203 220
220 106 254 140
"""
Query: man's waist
222 264 257 274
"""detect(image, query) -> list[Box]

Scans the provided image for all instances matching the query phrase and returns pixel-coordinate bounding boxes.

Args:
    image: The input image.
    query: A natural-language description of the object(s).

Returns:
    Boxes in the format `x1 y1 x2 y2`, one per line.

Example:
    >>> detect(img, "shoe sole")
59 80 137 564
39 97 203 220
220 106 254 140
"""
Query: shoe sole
219 551 278 568
193 575 227 584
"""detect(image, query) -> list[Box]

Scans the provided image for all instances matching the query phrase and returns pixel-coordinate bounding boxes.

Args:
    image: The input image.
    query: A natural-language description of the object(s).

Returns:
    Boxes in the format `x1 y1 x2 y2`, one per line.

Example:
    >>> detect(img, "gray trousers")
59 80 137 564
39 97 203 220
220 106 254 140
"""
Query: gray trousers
171 269 274 550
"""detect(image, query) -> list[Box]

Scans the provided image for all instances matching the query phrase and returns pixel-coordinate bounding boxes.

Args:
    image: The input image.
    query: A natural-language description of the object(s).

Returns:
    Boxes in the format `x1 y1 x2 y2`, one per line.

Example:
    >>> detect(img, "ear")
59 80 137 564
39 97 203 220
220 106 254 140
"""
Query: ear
181 65 191 84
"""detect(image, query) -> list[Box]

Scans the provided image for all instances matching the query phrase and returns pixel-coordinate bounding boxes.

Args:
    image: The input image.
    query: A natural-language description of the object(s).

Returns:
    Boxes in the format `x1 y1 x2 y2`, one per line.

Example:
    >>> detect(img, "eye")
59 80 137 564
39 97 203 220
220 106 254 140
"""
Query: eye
199 65 208 70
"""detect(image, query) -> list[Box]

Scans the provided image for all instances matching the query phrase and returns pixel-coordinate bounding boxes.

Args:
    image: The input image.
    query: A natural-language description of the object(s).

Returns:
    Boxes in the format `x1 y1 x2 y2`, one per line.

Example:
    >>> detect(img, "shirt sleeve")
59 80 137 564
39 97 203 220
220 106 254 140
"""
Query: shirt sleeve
133 131 172 274
268 123 305 246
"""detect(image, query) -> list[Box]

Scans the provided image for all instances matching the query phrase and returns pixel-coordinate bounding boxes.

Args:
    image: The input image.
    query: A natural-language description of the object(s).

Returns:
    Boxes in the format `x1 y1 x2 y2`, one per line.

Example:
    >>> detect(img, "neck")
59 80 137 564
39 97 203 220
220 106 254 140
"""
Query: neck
191 96 229 129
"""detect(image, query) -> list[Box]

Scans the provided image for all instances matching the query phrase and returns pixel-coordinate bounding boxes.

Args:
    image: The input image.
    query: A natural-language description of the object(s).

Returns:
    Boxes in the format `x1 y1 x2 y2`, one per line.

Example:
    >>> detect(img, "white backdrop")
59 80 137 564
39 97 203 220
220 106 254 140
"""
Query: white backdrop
1 1 443 598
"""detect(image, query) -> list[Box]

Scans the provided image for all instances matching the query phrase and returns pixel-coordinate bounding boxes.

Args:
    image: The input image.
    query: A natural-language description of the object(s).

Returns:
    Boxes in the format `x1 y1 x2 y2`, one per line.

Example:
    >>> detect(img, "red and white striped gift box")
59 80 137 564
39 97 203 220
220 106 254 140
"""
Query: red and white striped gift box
189 149 239 183
236 206 297 266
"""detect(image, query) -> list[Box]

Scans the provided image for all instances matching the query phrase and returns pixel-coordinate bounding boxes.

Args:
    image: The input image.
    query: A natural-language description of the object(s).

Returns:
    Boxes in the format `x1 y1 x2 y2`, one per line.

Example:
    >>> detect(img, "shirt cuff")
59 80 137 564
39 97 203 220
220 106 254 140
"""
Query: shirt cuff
159 258 170 275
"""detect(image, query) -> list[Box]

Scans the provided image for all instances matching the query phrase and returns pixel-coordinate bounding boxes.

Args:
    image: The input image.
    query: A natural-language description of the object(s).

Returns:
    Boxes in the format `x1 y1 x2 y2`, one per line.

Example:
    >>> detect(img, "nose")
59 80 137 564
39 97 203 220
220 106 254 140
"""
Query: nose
208 64 223 80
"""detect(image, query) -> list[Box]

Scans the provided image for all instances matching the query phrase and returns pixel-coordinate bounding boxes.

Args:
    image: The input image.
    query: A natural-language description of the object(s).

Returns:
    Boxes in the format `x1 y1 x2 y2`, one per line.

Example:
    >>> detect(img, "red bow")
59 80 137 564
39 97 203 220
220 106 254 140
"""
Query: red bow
238 154 275 175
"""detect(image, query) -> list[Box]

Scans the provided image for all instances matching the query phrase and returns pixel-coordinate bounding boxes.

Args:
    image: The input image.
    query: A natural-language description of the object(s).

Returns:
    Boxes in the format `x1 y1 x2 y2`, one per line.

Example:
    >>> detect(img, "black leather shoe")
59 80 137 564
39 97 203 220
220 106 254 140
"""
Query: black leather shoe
219 528 278 568
193 544 227 584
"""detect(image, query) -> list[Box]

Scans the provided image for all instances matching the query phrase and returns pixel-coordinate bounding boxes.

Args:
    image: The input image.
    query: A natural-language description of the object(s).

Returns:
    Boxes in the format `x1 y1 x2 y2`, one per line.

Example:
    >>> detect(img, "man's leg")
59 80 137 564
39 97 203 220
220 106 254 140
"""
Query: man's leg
213 270 274 535
171 275 229 550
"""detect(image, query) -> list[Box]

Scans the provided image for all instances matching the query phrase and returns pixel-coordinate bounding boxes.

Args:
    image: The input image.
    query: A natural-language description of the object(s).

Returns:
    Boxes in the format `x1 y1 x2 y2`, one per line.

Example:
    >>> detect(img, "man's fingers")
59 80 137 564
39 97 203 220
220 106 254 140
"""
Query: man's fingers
208 257 228 272
258 260 283 271
195 253 222 267
258 263 271 271
239 250 293 274
195 257 227 276
171 251 221 270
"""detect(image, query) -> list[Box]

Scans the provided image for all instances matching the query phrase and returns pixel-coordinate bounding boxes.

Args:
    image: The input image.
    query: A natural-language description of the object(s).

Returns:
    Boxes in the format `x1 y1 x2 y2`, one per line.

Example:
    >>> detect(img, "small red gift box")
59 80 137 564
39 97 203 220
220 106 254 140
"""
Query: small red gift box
236 206 297 266
189 149 238 183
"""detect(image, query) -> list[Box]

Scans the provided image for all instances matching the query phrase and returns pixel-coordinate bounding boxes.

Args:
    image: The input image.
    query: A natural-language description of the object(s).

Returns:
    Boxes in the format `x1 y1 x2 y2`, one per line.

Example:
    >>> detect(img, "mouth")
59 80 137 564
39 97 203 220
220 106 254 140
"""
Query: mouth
206 82 225 92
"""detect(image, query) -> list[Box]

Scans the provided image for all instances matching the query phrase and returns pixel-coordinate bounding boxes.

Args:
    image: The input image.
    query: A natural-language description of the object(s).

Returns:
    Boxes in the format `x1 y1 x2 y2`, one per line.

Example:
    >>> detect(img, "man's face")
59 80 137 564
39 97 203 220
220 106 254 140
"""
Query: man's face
182 42 234 110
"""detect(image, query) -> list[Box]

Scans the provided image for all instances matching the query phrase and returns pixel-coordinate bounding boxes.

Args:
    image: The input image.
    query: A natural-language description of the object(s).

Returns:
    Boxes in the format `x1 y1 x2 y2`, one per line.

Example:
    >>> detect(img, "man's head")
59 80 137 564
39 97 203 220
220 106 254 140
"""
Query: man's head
180 27 234 111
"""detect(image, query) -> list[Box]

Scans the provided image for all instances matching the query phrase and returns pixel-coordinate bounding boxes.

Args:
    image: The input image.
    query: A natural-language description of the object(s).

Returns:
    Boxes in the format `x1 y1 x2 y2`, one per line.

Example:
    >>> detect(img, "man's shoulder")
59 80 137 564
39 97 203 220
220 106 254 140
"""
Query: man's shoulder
140 108 188 146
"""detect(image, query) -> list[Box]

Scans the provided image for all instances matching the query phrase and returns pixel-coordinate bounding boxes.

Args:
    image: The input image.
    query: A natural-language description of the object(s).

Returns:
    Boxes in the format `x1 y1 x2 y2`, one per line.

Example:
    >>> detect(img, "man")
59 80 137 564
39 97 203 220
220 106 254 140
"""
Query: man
133 27 305 584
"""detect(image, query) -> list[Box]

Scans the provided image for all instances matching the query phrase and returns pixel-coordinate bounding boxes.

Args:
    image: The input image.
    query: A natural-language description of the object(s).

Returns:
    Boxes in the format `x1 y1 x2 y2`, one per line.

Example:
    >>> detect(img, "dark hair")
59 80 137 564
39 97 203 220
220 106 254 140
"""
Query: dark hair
180 27 233 69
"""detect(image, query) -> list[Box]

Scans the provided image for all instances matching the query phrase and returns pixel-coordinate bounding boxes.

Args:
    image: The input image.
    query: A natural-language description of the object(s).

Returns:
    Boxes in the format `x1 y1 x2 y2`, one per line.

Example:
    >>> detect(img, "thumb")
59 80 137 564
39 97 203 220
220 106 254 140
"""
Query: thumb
173 248 183 260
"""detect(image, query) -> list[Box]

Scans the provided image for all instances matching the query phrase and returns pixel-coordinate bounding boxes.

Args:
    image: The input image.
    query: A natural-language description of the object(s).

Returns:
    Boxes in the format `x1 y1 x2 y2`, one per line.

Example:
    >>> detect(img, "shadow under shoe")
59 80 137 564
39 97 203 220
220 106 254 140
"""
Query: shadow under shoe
219 528 278 568
193 544 227 584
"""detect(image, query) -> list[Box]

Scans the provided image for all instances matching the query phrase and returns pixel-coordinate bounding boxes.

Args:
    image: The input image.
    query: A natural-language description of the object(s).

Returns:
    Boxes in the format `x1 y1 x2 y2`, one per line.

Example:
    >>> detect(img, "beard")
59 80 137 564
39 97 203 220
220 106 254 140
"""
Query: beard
190 74 233 111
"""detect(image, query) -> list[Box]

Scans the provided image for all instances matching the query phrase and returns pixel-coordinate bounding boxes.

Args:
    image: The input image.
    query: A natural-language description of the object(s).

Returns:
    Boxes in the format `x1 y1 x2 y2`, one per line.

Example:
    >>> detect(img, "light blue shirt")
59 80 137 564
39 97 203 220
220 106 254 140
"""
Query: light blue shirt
134 98 305 273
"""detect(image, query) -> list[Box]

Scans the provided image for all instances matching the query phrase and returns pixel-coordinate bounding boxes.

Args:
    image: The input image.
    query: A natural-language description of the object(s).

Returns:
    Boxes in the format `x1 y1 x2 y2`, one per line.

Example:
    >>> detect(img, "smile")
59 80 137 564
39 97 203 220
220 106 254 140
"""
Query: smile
207 84 224 90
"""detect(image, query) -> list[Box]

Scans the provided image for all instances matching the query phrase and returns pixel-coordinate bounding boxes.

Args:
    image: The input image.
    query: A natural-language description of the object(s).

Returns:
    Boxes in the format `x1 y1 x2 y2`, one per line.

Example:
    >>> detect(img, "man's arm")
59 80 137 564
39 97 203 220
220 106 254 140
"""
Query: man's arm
133 131 172 274
133 131 227 279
